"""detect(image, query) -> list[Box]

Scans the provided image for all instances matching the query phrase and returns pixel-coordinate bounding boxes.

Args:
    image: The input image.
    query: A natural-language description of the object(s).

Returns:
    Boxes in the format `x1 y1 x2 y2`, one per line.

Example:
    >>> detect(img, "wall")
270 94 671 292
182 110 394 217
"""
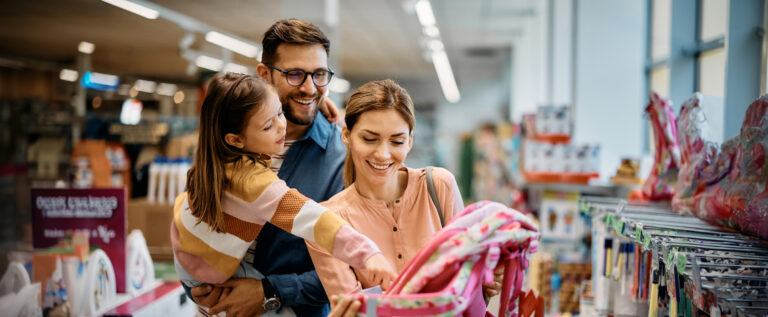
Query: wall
573 0 647 180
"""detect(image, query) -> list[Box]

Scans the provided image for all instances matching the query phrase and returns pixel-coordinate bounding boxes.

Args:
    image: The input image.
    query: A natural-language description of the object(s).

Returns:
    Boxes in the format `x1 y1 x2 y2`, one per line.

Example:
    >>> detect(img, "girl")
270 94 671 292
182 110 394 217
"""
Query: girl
170 73 396 291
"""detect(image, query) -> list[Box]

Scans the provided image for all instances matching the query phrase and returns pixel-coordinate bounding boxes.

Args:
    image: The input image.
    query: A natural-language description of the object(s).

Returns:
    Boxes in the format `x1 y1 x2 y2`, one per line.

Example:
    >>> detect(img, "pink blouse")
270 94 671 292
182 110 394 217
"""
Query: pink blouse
307 167 464 299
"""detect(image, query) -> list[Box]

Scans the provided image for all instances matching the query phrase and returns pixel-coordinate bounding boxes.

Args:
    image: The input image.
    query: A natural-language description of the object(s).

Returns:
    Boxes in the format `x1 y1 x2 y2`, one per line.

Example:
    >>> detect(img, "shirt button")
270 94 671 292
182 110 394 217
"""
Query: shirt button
397 254 403 259
395 199 400 203
393 226 398 232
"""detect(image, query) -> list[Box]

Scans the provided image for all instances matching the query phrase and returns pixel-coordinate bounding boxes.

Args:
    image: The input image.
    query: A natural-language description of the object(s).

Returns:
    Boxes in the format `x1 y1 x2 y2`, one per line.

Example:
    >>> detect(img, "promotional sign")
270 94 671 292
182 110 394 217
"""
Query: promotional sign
31 188 127 292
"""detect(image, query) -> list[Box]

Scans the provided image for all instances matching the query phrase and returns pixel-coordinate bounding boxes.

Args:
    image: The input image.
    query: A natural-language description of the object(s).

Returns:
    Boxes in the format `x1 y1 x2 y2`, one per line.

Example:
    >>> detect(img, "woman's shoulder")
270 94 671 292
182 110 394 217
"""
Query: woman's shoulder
320 186 357 215
413 166 457 186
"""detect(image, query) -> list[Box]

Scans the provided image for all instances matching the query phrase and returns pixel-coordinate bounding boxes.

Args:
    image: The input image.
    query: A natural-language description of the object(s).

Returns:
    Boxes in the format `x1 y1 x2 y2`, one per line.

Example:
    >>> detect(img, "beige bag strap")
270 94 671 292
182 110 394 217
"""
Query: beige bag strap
426 167 445 227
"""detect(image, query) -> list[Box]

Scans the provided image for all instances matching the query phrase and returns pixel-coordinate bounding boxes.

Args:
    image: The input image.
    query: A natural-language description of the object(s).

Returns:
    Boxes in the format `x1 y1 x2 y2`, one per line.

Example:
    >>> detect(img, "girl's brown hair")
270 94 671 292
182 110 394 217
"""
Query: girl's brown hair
186 72 274 232
342 79 415 187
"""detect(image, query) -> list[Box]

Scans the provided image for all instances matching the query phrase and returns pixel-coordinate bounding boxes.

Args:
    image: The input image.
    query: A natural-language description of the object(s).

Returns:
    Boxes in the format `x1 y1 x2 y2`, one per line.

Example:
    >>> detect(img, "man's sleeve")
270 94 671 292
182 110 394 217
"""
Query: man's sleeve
265 270 329 307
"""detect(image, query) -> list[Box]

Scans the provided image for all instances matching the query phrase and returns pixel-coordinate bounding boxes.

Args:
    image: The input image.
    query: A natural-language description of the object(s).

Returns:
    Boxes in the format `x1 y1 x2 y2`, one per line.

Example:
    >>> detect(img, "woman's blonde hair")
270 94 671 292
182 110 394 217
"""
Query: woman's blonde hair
342 79 415 187
187 72 274 232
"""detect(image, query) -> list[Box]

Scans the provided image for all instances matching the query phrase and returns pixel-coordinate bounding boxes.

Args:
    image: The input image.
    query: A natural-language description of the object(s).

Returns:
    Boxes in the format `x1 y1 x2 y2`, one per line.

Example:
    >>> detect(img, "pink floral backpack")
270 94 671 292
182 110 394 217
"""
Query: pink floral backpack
344 201 539 317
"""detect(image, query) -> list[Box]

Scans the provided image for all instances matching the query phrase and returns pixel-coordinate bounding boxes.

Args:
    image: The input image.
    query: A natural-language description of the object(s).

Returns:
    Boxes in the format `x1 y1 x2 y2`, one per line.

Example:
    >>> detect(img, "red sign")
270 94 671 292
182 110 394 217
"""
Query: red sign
31 188 127 292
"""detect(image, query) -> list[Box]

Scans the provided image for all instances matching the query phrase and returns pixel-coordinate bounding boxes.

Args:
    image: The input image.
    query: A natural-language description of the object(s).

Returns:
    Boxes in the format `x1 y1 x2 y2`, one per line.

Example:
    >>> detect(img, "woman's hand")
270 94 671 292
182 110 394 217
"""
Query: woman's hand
364 253 398 290
328 295 362 317
483 266 504 298
207 279 265 317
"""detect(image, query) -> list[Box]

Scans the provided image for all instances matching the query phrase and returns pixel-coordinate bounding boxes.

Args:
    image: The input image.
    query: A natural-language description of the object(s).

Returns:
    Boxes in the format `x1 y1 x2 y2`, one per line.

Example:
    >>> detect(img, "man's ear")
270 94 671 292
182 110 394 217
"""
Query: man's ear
256 63 271 83
224 133 244 149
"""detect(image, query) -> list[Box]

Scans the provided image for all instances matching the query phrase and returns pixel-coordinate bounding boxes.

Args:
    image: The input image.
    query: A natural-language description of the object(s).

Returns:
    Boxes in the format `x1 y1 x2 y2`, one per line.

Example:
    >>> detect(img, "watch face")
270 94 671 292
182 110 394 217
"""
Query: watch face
263 297 281 311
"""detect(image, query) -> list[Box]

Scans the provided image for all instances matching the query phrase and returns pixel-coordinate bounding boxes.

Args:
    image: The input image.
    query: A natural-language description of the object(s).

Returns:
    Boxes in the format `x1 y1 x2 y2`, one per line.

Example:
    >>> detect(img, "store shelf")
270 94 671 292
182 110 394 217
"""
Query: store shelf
524 182 620 197
580 197 768 317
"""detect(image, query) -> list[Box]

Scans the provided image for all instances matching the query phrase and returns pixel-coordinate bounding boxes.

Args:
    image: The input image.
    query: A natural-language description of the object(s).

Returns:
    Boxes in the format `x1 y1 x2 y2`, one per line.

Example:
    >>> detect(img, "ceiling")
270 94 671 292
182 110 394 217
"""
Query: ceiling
0 0 536 88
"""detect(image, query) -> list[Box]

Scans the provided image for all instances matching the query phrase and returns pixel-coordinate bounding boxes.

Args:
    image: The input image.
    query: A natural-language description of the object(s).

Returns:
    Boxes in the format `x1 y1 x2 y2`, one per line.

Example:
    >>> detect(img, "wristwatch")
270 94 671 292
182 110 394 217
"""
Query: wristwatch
262 279 282 312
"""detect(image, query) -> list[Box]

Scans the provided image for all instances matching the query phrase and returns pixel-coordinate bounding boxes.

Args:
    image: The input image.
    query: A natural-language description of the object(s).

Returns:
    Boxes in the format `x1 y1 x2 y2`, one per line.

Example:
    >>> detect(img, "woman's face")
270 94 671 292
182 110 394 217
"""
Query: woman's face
344 109 413 186
227 89 287 155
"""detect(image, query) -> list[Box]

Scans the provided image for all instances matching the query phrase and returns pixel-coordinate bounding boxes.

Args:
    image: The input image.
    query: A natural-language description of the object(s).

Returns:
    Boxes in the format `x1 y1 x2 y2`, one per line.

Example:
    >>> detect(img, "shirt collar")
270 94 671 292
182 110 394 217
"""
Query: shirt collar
295 113 332 150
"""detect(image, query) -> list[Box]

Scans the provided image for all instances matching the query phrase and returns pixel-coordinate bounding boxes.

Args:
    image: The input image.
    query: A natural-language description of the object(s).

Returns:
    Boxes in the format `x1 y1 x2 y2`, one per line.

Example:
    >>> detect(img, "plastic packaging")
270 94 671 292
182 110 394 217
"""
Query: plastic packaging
642 92 680 201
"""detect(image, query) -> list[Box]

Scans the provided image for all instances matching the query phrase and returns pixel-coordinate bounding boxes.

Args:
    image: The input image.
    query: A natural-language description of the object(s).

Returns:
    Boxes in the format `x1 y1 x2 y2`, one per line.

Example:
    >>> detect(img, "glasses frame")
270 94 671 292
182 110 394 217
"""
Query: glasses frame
266 64 335 87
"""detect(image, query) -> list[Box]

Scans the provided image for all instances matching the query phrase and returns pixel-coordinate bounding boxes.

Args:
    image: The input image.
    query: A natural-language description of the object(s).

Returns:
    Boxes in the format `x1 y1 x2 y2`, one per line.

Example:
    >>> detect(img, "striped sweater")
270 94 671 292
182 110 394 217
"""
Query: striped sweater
171 156 381 284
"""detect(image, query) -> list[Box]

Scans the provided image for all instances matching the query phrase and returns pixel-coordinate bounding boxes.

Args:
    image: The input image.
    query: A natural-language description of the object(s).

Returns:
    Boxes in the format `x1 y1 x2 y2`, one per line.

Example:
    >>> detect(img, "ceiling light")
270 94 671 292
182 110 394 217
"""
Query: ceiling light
195 55 223 72
101 0 159 19
222 63 250 74
59 69 79 82
173 90 185 104
82 71 120 91
205 31 259 58
329 77 351 94
423 25 440 38
414 0 436 27
431 50 460 103
156 83 177 96
134 79 156 93
428 39 444 52
78 41 95 54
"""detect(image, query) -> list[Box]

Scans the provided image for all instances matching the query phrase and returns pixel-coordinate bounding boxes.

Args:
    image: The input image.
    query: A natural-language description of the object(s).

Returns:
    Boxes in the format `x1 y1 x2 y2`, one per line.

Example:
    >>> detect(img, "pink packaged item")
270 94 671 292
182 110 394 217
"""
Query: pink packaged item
673 93 768 240
344 201 539 317
643 92 681 201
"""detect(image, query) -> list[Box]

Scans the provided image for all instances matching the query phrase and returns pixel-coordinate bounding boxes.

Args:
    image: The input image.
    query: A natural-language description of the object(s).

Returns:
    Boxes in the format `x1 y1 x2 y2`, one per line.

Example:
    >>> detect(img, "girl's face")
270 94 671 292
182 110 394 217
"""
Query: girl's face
227 90 287 155
344 109 413 186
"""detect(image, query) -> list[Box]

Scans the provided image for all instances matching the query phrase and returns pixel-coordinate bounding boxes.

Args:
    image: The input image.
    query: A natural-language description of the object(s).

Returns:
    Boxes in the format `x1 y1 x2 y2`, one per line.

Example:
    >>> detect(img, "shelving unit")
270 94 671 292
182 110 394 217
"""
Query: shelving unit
580 197 768 317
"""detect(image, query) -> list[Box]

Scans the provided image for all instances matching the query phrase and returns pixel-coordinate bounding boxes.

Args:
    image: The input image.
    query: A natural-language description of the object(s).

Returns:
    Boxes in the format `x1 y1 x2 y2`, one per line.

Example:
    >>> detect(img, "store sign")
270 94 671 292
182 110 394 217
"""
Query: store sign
31 188 127 292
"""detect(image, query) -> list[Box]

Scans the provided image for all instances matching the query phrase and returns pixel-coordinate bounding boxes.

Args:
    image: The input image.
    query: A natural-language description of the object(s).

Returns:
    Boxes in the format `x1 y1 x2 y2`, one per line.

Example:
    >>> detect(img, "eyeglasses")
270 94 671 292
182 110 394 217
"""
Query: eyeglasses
266 65 335 87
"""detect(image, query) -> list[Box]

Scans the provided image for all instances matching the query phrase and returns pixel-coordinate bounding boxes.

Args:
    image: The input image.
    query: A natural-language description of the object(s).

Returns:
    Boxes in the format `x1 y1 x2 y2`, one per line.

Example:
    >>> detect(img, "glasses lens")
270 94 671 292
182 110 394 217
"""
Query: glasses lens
312 70 330 86
286 70 306 86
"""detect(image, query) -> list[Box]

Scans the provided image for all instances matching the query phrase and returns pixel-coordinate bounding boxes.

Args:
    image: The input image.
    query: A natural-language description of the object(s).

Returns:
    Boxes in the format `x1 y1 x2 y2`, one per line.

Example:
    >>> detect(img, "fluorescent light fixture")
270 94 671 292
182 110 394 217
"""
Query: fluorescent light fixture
81 71 120 91
134 79 156 93
423 25 440 38
328 77 351 94
59 69 79 82
428 39 444 52
222 62 250 74
431 50 460 103
195 55 223 71
205 31 259 58
415 0 436 27
78 41 95 54
101 0 159 19
156 83 177 96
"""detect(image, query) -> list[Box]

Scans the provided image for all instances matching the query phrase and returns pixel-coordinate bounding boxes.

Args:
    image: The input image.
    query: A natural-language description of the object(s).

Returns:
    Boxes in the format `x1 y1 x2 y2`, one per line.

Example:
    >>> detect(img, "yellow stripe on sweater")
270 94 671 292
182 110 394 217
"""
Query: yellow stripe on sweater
313 210 346 252
174 196 251 259
225 158 279 202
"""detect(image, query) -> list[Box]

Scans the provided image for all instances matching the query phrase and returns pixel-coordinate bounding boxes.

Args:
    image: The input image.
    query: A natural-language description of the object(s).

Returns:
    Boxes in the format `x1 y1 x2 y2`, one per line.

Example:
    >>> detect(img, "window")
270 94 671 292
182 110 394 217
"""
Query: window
696 0 728 97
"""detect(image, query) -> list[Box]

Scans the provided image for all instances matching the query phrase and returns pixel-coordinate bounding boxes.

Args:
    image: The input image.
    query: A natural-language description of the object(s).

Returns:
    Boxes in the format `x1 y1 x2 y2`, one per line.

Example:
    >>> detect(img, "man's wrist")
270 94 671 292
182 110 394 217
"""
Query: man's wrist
262 278 282 311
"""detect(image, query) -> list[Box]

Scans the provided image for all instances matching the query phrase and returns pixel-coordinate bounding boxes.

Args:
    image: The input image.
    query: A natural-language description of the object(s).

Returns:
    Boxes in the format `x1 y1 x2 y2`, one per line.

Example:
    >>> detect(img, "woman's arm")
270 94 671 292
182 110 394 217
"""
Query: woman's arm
306 240 364 300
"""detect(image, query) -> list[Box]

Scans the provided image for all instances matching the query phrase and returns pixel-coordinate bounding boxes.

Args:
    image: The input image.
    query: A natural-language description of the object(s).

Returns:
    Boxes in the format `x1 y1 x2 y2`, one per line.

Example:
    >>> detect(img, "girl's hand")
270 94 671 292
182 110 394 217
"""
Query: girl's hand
364 253 398 290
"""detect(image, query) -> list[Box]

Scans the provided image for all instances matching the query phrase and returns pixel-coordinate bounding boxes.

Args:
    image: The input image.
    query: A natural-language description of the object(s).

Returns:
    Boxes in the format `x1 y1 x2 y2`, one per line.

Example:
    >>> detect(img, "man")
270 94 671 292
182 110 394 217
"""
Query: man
187 19 344 317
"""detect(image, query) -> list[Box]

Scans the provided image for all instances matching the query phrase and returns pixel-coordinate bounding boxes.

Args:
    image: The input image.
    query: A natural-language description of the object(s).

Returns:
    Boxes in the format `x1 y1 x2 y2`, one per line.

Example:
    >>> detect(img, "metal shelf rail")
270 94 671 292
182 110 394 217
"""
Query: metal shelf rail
580 196 768 317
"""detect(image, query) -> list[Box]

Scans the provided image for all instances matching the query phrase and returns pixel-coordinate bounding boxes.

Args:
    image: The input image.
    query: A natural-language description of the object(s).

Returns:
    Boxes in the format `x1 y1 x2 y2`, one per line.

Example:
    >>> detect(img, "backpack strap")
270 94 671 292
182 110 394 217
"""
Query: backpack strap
426 166 445 227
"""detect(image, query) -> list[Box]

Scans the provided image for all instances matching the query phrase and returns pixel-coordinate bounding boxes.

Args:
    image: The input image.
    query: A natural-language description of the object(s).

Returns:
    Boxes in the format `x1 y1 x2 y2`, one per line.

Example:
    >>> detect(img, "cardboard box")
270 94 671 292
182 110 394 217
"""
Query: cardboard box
127 199 173 261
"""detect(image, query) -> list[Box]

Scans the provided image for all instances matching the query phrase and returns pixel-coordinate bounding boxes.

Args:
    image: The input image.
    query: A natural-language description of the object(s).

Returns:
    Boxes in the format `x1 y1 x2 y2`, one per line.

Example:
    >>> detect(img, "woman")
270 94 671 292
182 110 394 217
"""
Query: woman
310 79 503 316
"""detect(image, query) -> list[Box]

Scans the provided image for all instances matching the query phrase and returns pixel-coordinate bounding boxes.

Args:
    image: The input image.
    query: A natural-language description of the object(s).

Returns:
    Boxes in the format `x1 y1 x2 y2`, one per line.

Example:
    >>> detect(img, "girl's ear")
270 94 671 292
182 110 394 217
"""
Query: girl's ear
341 127 350 145
224 133 244 149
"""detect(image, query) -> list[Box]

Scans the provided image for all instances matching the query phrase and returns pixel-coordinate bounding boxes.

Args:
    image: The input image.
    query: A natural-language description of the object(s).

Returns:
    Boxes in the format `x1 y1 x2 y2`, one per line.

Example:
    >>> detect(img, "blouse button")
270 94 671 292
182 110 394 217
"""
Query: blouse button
393 226 398 232
397 254 403 259
395 199 400 203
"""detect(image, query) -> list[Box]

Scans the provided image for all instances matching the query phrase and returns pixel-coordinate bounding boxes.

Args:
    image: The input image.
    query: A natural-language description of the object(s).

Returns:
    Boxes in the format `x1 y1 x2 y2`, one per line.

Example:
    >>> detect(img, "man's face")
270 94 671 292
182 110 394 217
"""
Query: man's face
264 43 329 126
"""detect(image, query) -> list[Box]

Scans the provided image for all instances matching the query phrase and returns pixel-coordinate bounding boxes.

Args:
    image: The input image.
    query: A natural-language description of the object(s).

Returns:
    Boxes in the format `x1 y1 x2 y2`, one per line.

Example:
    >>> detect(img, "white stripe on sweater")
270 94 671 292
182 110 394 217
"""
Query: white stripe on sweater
180 199 251 259
290 200 327 243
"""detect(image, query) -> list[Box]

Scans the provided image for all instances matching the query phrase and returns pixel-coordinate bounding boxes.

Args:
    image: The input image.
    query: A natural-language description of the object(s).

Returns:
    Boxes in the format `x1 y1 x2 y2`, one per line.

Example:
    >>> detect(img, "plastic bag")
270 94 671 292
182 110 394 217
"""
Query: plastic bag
643 92 680 201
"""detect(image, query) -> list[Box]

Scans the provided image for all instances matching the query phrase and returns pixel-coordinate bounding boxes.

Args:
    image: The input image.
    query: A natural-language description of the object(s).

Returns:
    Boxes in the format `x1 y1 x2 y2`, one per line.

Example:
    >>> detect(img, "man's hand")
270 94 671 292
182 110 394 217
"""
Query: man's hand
319 97 342 124
191 284 229 308
483 266 504 298
328 295 361 317
364 253 398 291
208 279 265 317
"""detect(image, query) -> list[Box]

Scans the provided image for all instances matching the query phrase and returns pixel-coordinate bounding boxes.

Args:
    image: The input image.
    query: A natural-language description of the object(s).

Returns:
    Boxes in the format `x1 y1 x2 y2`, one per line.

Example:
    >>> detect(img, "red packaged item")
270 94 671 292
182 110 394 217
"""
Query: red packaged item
643 92 680 201
674 94 768 240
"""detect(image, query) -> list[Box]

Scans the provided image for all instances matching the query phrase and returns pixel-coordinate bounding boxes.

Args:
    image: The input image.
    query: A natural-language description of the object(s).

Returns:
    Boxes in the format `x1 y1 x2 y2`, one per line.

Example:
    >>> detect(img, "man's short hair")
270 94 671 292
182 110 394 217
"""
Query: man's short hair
261 19 330 65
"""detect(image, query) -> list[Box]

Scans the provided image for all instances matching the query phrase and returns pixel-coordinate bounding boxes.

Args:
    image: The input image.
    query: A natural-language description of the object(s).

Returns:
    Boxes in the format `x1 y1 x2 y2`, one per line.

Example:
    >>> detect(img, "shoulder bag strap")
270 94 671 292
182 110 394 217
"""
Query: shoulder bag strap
426 166 445 227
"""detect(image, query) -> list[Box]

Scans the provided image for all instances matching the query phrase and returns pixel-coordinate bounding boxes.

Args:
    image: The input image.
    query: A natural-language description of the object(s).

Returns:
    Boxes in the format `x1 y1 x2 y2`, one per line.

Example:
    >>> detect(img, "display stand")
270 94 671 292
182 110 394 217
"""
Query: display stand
581 196 768 316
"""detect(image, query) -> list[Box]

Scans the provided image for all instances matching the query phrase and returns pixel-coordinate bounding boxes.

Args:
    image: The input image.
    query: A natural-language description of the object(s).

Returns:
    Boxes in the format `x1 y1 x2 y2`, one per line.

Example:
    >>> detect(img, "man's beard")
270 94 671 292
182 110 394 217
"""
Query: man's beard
282 95 321 126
